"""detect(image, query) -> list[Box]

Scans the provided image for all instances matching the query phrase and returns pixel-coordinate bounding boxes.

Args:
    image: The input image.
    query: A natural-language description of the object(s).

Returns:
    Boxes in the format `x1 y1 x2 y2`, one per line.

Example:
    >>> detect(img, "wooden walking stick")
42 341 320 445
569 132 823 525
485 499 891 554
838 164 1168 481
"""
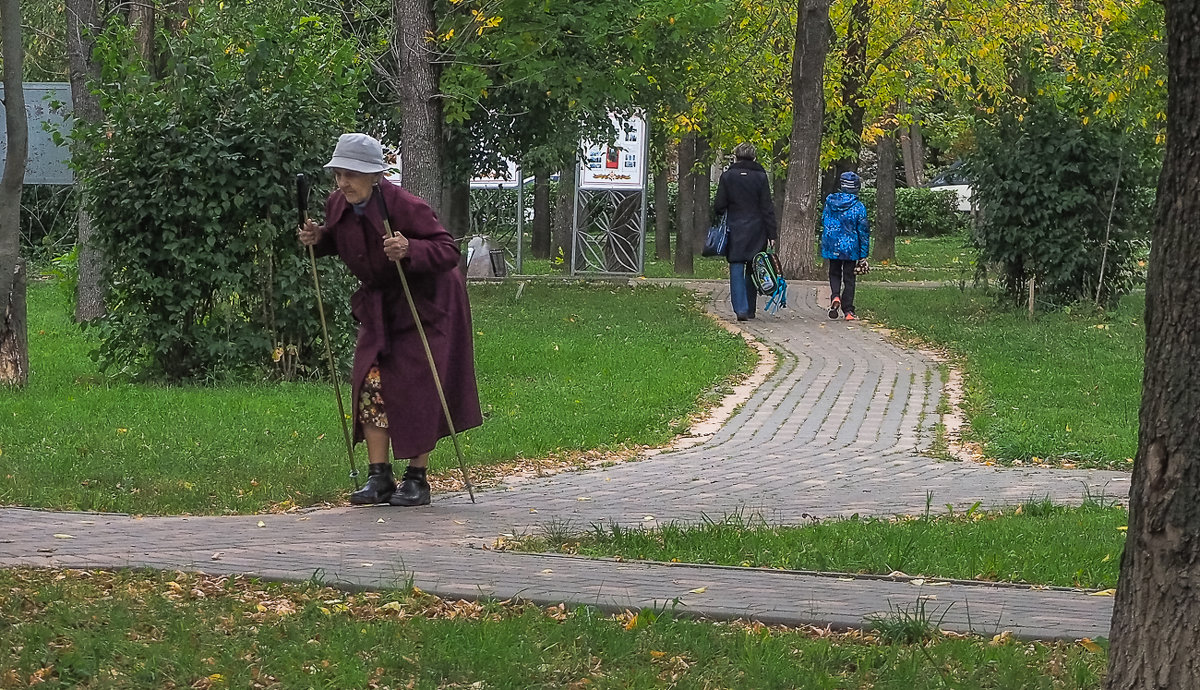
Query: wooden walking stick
372 185 477 503
297 173 360 490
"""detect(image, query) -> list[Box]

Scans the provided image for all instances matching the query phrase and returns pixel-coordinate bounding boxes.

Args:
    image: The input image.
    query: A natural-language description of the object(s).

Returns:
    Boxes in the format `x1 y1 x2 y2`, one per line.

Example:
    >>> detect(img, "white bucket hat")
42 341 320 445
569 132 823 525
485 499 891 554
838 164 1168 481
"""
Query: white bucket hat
323 133 387 174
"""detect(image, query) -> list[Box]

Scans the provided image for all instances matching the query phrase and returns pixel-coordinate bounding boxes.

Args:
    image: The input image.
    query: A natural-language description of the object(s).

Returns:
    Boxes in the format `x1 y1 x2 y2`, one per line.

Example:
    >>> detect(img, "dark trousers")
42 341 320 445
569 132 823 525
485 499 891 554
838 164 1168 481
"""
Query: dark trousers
829 259 857 314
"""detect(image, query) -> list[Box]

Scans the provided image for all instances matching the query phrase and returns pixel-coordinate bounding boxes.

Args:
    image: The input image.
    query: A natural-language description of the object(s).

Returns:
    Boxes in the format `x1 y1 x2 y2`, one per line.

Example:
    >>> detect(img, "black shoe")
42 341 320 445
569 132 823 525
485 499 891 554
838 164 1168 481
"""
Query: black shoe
350 463 396 505
736 314 749 321
389 466 431 507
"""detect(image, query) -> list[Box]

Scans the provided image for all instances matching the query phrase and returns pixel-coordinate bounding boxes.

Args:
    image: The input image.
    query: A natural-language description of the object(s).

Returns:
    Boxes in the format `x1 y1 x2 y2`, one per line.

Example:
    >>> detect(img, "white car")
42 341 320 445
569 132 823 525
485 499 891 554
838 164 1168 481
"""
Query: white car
926 164 973 212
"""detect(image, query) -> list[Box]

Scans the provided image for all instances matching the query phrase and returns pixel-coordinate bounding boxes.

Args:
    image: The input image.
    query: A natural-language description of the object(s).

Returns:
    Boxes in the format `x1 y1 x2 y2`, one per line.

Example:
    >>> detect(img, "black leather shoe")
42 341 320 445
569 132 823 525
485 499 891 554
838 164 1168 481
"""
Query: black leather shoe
389 466 431 507
350 463 396 505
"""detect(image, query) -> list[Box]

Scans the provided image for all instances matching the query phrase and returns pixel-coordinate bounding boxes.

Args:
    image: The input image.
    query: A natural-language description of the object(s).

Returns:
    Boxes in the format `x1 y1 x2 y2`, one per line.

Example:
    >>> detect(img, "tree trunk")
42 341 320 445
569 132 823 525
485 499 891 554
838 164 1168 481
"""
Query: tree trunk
772 138 787 222
873 133 897 262
67 0 106 321
532 168 551 259
439 177 469 240
0 259 26 386
653 163 670 261
128 0 157 78
692 137 712 254
162 0 187 35
833 0 871 175
674 135 697 276
552 169 575 270
779 0 831 280
1106 3 1200 687
899 99 926 187
0 0 27 386
394 0 443 212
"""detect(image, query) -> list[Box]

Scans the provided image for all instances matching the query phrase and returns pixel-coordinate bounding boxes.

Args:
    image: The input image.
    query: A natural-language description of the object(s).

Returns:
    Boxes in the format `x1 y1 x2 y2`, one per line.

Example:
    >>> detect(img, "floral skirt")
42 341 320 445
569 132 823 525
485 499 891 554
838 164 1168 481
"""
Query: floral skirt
359 364 389 429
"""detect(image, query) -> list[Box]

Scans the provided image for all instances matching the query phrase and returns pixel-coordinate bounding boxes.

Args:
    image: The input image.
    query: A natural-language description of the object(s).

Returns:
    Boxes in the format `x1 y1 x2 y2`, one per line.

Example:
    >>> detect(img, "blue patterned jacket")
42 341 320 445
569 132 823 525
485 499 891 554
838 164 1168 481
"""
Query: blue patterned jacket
820 193 870 261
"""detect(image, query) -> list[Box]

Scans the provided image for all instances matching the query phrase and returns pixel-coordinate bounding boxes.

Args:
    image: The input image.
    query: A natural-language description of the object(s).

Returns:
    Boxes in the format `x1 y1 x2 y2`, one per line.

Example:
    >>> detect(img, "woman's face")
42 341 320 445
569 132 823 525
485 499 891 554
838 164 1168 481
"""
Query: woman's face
333 169 381 205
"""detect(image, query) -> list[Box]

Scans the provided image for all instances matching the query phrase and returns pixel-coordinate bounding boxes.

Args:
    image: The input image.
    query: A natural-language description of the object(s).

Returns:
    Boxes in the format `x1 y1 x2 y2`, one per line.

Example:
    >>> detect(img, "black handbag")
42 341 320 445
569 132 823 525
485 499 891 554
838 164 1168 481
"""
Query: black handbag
702 213 729 257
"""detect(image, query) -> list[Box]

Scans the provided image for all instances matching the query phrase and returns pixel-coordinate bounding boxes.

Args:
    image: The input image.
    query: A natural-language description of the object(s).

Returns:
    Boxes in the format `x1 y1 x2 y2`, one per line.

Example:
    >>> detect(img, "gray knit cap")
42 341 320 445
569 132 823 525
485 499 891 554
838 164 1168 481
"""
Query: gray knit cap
323 133 387 174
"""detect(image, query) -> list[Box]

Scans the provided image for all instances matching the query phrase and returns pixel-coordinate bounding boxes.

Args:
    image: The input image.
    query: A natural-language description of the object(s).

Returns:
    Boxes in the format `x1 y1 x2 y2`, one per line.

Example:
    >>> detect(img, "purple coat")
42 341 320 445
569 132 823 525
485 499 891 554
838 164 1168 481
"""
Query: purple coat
313 178 482 458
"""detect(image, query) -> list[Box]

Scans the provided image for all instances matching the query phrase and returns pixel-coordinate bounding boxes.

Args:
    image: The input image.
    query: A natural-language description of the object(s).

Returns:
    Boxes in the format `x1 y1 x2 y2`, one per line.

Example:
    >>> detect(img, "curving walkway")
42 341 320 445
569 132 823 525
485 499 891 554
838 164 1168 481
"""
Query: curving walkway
0 281 1131 640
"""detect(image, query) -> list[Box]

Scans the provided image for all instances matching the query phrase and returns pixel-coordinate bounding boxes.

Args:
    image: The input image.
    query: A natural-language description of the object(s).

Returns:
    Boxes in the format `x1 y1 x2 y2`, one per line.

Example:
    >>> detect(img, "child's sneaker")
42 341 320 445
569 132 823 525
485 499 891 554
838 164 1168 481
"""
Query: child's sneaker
828 297 841 320
844 312 857 321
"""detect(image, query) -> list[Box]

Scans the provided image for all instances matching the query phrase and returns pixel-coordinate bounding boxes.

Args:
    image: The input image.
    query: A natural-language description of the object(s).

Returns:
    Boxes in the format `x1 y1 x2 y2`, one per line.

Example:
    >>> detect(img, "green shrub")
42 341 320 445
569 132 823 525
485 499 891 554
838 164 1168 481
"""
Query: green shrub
73 6 363 380
859 187 964 237
965 98 1155 307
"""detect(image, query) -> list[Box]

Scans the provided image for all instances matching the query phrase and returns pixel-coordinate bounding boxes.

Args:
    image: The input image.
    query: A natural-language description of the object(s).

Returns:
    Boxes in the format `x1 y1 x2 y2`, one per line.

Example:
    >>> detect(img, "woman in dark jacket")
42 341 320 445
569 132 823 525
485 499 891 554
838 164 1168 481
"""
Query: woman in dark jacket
299 133 482 507
713 143 777 320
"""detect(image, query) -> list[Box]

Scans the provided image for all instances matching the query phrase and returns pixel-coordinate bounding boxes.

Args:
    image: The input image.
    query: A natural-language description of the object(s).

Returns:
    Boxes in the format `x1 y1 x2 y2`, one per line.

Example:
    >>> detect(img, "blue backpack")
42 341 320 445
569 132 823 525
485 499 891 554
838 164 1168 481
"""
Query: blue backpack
752 251 787 314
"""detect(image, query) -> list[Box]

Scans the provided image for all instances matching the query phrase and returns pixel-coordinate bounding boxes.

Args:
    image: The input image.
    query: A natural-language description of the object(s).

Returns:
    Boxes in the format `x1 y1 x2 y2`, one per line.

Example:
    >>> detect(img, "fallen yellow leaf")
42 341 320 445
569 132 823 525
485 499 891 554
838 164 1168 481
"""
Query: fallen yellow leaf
53 534 75 539
688 587 707 594
649 650 666 658
624 614 639 631
257 521 266 528
1089 589 1117 597
1080 638 1103 653
381 601 403 612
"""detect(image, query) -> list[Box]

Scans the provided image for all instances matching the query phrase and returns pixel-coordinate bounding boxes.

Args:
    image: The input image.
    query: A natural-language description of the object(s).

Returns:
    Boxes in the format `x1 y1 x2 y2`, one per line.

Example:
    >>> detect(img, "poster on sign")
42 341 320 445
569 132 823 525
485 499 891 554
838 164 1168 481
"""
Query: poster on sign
579 113 647 190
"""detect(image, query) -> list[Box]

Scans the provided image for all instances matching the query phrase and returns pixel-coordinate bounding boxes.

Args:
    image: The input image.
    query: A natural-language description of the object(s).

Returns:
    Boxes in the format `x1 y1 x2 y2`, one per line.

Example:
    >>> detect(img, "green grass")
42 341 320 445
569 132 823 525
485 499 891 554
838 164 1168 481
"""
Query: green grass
518 253 729 279
1 281 754 515
516 233 973 283
859 233 977 283
0 568 1108 689
860 286 1143 468
519 499 1127 589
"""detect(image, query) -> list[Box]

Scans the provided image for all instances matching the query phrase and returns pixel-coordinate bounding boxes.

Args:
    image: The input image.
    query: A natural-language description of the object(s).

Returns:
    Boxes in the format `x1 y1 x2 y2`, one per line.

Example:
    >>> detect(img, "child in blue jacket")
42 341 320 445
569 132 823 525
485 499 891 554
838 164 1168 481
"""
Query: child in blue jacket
821 171 870 320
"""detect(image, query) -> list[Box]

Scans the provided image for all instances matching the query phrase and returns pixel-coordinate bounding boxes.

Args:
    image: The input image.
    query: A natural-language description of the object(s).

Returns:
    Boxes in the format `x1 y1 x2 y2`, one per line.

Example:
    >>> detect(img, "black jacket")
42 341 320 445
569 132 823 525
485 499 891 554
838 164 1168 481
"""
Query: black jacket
713 159 777 263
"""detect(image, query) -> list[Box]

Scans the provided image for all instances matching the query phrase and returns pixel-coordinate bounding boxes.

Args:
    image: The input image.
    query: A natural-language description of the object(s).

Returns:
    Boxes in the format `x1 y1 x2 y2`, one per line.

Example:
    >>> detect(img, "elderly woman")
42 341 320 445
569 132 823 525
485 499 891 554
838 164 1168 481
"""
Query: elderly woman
713 142 777 321
299 133 482 507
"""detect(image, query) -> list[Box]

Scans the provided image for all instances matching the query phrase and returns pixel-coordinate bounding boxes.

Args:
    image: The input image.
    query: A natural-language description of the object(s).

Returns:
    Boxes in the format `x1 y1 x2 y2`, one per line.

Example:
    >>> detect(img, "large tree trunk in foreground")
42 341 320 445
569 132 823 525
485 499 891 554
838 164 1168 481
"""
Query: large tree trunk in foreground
873 133 897 262
1105 2 1200 686
394 0 443 212
673 134 697 275
0 0 28 386
778 0 831 280
67 0 106 321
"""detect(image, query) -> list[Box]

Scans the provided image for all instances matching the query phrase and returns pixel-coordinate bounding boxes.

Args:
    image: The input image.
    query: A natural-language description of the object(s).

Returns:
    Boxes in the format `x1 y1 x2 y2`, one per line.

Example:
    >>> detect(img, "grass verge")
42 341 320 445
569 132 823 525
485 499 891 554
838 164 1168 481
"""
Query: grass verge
515 499 1127 589
0 568 1108 689
518 232 975 283
2 281 754 515
860 285 1143 469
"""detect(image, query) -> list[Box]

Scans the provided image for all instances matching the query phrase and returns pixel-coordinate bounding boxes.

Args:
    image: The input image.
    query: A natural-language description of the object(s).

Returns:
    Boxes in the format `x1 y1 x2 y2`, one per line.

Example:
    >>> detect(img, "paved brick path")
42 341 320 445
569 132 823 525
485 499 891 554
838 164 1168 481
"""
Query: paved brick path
0 281 1131 640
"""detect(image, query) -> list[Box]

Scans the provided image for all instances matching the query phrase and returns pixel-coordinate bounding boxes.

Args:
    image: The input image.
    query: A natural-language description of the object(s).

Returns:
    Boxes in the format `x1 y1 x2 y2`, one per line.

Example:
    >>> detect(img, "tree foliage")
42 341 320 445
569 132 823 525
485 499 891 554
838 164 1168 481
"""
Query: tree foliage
73 4 362 380
966 94 1154 308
